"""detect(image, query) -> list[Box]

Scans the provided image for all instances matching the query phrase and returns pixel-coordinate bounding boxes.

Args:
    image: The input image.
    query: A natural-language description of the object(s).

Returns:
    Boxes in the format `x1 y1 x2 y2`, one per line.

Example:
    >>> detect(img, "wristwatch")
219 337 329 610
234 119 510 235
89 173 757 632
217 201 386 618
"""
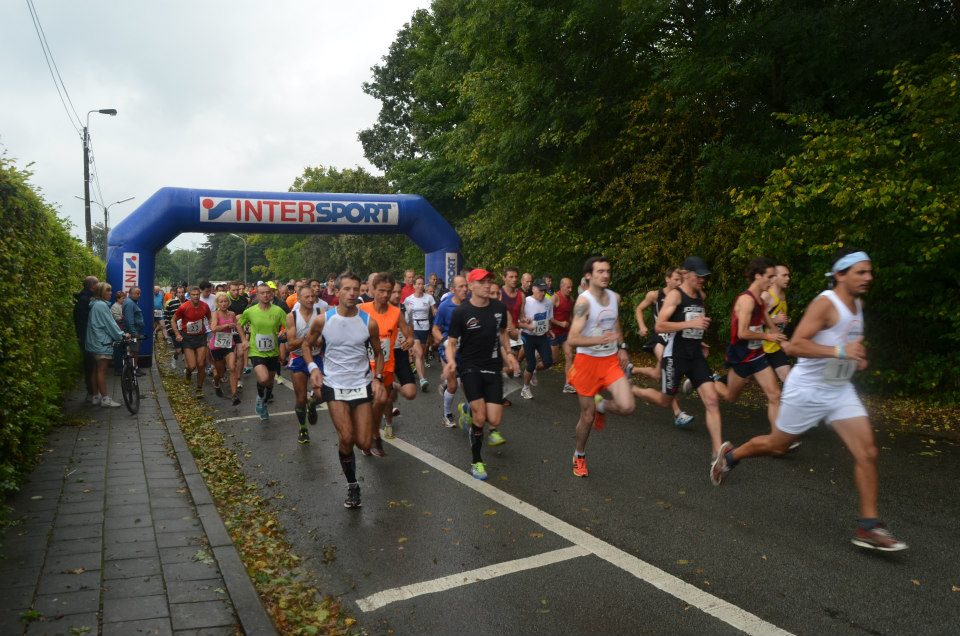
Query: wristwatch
618 343 629 350
375 373 384 381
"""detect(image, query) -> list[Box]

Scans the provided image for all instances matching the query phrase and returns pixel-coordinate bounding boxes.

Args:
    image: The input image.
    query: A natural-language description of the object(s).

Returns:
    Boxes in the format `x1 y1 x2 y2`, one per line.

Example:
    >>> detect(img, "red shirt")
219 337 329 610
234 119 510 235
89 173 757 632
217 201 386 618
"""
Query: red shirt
174 301 211 336
501 287 524 326
399 283 415 304
552 292 573 336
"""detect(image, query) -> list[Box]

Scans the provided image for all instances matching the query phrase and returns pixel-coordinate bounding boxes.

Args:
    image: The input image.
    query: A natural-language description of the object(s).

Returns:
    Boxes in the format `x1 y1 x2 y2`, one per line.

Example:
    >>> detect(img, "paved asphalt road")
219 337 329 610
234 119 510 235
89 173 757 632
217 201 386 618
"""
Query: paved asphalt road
195 361 959 635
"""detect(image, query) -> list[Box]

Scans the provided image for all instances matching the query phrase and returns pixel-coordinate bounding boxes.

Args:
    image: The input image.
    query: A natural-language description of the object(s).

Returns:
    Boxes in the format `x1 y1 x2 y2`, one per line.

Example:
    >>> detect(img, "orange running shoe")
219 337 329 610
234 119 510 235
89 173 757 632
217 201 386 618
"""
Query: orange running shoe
572 455 589 478
592 395 605 431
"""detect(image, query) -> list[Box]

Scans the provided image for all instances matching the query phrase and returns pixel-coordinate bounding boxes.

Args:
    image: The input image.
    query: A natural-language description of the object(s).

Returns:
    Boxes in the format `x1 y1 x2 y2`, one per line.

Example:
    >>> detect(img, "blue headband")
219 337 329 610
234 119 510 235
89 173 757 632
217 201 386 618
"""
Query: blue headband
826 251 870 277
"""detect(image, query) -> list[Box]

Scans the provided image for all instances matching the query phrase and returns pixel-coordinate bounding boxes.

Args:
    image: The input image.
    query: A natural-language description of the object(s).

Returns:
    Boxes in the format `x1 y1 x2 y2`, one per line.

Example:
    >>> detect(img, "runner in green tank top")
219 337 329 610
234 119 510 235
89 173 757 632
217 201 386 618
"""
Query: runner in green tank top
237 283 288 421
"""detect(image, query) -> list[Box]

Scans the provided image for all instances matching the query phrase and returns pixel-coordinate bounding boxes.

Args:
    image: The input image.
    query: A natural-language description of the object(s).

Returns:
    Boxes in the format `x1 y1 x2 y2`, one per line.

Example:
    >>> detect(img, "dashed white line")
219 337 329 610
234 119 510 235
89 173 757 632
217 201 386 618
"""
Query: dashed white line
379 436 793 636
215 411 296 423
356 545 590 612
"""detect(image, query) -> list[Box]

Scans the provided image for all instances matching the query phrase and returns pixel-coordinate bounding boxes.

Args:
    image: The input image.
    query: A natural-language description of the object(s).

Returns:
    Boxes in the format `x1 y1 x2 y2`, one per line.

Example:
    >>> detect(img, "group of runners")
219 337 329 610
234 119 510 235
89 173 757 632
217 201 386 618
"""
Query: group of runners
143 248 904 552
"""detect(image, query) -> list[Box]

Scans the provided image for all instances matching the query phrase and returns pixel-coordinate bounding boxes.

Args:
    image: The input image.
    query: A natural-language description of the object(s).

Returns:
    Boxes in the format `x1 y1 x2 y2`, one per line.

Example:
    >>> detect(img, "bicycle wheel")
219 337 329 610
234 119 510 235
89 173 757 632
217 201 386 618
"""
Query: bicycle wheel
121 364 140 414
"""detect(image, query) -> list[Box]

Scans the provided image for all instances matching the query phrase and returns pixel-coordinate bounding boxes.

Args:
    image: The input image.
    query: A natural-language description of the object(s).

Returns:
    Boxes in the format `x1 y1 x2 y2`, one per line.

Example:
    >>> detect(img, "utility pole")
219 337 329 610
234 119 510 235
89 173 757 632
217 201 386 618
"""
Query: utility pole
83 108 118 249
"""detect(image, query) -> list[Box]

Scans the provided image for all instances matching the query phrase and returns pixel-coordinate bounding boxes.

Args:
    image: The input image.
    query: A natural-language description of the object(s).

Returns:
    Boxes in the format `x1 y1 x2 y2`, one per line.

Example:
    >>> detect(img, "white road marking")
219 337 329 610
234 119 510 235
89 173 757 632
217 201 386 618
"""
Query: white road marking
356 545 589 612
215 411 296 423
380 436 793 636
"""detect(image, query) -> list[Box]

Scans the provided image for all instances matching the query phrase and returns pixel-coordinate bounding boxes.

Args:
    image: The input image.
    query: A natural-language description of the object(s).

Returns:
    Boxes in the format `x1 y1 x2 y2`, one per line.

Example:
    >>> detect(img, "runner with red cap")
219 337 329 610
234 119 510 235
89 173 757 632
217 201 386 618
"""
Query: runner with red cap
445 268 518 481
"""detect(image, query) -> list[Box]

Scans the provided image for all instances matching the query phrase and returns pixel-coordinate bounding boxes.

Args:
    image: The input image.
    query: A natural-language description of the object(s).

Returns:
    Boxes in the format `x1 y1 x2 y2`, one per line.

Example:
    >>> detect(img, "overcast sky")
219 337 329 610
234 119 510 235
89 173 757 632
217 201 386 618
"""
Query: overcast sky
2 0 429 251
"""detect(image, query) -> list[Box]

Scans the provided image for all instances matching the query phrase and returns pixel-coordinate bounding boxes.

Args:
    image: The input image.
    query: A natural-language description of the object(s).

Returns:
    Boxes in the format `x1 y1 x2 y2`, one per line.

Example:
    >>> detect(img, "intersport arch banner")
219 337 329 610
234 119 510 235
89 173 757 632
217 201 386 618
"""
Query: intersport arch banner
106 187 462 366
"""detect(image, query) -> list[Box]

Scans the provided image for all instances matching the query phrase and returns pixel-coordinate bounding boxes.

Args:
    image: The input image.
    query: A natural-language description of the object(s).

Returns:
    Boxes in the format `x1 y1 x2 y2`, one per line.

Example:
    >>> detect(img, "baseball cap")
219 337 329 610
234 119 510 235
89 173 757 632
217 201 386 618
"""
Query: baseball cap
680 256 711 277
532 279 548 290
266 281 278 290
467 268 495 282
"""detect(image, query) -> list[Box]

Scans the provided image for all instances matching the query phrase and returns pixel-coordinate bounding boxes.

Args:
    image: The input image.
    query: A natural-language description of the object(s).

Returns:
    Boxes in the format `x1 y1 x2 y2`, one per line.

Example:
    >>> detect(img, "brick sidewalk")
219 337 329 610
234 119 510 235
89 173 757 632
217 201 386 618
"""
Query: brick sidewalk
0 368 275 635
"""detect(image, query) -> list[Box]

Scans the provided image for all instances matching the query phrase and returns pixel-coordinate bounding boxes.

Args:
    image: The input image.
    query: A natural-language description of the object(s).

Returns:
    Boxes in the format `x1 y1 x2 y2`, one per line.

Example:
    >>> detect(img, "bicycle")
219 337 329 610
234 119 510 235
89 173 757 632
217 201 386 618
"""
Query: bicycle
116 336 142 414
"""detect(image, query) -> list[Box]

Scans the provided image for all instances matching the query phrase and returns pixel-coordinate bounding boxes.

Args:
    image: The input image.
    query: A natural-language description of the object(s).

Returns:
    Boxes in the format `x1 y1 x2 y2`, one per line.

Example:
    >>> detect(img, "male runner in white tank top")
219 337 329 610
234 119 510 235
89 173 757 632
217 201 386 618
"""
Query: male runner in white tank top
566 256 635 478
711 250 906 552
285 285 327 445
304 272 385 510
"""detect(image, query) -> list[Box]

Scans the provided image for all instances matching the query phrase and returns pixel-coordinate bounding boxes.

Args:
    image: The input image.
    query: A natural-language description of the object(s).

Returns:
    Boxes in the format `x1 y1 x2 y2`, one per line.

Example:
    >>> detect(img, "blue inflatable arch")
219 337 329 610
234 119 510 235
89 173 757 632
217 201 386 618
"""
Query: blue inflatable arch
106 187 463 366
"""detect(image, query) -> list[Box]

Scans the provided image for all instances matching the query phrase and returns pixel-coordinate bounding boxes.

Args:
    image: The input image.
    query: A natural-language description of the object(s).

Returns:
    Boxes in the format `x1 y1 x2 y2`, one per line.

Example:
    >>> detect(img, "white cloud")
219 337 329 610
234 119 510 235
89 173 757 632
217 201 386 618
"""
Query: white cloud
2 0 428 250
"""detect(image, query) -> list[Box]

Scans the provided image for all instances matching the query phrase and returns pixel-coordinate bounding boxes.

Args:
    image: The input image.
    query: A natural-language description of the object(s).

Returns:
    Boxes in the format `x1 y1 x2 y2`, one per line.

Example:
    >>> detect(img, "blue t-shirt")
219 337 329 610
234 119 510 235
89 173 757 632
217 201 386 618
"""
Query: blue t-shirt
434 297 459 339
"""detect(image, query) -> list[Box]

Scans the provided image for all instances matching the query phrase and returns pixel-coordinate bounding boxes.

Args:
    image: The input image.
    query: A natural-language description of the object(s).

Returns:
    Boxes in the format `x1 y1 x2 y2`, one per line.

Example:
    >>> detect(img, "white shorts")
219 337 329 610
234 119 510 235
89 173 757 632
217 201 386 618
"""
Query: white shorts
775 381 867 436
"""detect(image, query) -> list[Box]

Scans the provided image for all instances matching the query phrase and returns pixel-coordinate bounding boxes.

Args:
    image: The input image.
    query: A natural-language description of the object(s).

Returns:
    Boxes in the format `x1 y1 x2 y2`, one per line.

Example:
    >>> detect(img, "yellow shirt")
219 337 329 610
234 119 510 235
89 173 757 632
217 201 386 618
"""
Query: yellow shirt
763 288 787 354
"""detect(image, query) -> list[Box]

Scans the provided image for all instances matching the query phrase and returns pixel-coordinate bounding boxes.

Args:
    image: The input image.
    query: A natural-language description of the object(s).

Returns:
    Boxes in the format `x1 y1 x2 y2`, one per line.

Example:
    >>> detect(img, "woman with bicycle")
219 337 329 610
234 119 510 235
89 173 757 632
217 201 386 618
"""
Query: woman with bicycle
85 282 126 408
209 292 240 404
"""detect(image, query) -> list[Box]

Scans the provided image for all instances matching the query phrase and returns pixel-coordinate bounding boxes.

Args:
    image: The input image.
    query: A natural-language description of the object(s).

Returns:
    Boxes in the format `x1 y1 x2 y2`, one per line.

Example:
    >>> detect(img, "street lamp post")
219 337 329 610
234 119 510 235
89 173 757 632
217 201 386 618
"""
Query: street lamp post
74 195 135 257
83 108 118 248
229 233 248 285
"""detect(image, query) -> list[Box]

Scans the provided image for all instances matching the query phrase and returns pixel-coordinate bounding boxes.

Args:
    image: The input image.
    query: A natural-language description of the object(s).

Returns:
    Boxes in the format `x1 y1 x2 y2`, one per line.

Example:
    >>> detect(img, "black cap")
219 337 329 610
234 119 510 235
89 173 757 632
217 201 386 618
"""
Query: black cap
532 279 548 290
681 256 711 276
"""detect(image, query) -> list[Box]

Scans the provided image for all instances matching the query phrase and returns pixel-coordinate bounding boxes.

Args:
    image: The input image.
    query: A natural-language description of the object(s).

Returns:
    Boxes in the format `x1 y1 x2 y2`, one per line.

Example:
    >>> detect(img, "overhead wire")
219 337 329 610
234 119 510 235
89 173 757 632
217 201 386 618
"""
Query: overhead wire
25 0 82 136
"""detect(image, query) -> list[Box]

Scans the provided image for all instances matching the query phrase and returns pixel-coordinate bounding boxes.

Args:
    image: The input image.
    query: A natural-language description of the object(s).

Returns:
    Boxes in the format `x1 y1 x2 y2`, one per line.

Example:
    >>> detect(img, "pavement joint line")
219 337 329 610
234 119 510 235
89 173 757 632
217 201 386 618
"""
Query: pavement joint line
215 411 298 423
382 435 794 636
356 545 590 612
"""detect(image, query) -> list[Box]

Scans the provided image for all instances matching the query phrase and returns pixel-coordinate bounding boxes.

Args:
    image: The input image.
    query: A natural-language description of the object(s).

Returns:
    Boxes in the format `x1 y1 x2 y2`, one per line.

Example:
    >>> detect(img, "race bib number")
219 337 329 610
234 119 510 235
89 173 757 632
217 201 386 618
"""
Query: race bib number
748 325 763 350
214 332 233 349
533 319 549 336
395 330 405 348
381 338 391 362
822 358 857 385
681 308 705 339
185 320 203 335
589 327 617 354
153 309 163 318
255 334 276 352
333 386 366 401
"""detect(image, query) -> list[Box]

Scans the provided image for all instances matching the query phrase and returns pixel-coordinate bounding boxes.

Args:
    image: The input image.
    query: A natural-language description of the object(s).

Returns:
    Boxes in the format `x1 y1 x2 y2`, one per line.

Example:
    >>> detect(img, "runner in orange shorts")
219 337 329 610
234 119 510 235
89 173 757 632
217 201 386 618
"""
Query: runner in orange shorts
566 256 635 478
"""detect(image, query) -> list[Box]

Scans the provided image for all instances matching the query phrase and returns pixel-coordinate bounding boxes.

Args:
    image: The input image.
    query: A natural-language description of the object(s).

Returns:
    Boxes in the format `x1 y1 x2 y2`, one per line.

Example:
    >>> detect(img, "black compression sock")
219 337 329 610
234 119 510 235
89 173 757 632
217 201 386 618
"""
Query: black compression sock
257 383 265 398
339 451 357 483
471 426 484 463
295 407 306 426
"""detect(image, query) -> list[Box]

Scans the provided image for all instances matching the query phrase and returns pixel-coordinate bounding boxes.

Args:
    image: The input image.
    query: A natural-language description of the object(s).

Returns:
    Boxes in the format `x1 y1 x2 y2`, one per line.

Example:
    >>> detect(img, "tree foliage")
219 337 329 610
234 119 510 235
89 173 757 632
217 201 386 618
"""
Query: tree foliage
360 0 959 395
0 155 103 503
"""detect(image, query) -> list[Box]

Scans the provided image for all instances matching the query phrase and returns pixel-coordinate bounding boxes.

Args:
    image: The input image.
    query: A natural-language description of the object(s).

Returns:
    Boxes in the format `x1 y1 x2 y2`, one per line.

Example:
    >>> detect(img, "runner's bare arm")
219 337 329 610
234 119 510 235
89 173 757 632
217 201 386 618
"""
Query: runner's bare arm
635 289 658 335
443 336 458 376
784 296 864 361
565 296 602 347
500 327 519 375
284 312 302 351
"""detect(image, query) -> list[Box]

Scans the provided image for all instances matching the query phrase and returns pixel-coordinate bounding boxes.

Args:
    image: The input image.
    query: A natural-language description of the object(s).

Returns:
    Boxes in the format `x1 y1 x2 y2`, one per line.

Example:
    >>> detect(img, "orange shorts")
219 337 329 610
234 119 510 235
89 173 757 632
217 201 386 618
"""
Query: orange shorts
568 353 624 397
381 370 395 388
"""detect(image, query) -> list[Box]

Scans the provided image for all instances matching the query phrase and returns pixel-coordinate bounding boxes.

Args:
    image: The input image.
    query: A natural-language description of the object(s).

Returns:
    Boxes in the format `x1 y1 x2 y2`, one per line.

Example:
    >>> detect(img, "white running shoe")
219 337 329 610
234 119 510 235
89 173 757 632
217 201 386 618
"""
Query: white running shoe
91 395 102 406
520 385 533 400
100 396 122 408
562 383 576 394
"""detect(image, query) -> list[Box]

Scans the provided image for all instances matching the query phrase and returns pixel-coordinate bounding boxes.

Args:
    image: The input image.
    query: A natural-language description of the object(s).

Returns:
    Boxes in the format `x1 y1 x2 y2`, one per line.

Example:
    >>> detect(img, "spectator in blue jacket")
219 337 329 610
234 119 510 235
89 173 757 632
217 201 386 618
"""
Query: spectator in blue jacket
86 282 125 407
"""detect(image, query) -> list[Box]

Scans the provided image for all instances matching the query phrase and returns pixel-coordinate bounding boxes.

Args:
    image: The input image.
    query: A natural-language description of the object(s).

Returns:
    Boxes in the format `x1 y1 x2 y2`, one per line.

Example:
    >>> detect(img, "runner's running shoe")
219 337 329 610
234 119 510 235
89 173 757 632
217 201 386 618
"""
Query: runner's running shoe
592 395 605 431
520 386 533 400
344 483 362 509
100 396 121 408
419 378 430 393
710 441 733 485
383 423 395 439
458 402 473 430
392 406 401 417
297 428 310 445
572 455 588 478
470 462 488 481
214 383 223 398
563 383 577 394
442 413 457 428
255 399 269 422
674 412 694 429
232 394 241 406
488 430 506 446
851 525 907 552
370 437 386 457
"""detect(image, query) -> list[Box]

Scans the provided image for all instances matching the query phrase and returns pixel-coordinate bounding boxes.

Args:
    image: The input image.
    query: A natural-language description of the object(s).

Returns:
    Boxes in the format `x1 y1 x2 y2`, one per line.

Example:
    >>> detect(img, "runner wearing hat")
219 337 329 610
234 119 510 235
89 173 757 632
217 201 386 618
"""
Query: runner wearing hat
445 268 518 481
518 279 554 399
656 256 727 480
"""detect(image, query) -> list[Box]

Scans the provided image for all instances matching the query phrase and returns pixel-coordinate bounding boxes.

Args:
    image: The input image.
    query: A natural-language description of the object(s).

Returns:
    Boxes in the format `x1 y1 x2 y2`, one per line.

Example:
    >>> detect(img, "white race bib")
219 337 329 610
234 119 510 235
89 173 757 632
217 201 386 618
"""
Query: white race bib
533 319 549 336
333 386 366 401
822 358 857 385
153 309 163 318
395 330 405 348
213 332 233 349
185 320 203 335
748 325 763 349
255 334 276 352
589 327 617 354
381 338 391 362
681 307 705 339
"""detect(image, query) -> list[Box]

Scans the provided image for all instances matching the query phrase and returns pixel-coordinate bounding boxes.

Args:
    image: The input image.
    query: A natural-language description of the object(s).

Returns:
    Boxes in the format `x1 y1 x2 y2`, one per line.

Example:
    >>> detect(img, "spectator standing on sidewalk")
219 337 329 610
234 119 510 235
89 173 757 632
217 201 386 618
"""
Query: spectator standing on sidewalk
86 282 126 407
123 286 146 376
74 275 99 402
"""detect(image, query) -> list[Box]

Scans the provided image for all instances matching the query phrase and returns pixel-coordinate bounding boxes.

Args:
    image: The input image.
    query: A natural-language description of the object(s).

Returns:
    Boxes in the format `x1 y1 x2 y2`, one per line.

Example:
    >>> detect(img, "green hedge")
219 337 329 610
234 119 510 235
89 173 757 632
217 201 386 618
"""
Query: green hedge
0 156 103 506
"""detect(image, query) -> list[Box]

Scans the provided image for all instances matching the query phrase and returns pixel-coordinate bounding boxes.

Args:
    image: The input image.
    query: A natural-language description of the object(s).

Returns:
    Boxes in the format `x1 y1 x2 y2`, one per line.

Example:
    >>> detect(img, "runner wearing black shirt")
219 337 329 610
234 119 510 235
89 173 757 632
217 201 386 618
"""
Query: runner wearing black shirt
445 269 519 481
